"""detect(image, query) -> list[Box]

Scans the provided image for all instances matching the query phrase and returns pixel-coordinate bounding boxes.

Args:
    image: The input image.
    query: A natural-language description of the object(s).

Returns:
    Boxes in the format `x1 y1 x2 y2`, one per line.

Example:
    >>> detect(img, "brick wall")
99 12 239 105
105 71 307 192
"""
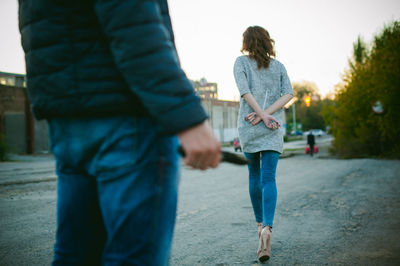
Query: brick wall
0 85 26 133
0 85 28 153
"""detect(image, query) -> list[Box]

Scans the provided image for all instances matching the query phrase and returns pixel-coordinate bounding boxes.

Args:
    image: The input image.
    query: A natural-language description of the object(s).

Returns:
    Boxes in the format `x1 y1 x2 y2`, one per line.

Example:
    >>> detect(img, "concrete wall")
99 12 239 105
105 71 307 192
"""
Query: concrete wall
213 128 238 143
34 120 50 154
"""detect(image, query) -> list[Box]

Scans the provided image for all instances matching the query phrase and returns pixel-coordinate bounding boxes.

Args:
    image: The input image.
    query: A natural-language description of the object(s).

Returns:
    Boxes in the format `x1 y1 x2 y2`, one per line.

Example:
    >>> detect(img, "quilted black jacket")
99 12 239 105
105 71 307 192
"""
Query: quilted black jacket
18 0 207 134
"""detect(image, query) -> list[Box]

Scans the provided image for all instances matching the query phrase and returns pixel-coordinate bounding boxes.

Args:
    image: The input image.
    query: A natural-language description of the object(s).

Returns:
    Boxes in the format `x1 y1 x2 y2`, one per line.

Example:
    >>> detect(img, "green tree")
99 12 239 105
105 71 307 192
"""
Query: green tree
286 81 329 132
349 36 368 71
332 21 400 158
320 98 336 133
292 81 319 100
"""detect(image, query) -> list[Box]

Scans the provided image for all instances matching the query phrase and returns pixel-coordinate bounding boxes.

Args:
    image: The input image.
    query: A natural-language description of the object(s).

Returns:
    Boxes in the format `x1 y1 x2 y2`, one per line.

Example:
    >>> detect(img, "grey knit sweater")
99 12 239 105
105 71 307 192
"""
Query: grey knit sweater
233 55 293 153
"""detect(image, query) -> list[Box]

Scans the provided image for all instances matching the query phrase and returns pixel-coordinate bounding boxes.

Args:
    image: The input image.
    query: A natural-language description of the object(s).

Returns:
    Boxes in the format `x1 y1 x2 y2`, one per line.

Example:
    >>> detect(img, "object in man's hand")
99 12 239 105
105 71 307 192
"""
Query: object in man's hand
177 146 248 165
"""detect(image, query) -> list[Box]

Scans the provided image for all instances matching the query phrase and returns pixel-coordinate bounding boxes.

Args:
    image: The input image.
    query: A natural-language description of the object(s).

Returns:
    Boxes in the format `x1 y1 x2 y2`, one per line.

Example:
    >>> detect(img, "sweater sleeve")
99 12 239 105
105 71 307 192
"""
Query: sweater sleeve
94 0 207 134
280 63 294 96
233 57 251 96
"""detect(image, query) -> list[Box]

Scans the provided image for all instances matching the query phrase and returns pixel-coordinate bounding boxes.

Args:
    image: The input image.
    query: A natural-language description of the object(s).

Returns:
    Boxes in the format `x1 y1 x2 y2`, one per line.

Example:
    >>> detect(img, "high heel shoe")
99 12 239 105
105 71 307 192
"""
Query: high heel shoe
257 222 263 238
257 226 272 262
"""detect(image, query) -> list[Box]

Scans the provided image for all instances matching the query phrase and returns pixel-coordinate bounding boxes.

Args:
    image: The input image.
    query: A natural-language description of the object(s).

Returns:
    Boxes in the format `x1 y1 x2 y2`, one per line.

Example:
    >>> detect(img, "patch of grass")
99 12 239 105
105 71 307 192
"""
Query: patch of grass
284 136 304 142
284 148 303 152
221 142 232 148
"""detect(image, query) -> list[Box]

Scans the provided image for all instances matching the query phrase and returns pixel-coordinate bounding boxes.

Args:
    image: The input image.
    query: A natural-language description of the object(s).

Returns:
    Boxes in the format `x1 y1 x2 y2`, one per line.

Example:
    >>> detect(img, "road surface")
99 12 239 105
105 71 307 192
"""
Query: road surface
0 147 399 265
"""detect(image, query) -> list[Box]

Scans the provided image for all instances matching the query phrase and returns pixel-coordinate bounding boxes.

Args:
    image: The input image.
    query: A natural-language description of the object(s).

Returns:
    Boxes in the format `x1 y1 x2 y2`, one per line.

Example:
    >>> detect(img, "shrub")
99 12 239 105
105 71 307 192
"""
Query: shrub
332 21 400 158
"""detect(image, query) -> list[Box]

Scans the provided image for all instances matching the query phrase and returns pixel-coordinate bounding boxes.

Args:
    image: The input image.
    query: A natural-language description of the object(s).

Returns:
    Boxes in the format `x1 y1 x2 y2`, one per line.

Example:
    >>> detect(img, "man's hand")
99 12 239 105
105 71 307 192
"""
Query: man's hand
178 122 221 170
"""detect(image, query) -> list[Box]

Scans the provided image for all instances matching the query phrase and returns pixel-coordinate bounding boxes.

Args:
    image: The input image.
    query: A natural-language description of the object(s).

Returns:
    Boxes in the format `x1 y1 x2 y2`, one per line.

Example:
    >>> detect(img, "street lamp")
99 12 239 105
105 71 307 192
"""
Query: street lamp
304 96 311 107
284 97 298 134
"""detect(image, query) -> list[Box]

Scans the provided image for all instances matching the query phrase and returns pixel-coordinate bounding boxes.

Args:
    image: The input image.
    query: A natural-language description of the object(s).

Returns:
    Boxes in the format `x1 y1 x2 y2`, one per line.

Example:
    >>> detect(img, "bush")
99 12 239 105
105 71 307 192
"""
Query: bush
332 21 400 158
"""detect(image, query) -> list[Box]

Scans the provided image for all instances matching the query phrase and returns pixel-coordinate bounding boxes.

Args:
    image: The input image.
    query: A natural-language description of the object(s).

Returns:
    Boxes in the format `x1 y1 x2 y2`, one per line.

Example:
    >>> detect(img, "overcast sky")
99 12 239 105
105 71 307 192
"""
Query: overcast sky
1 0 399 100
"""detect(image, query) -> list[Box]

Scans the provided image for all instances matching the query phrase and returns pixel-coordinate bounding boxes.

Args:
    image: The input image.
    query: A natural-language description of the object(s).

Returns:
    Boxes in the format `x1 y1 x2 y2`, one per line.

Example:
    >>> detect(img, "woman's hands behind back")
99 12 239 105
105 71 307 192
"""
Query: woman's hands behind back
245 112 280 129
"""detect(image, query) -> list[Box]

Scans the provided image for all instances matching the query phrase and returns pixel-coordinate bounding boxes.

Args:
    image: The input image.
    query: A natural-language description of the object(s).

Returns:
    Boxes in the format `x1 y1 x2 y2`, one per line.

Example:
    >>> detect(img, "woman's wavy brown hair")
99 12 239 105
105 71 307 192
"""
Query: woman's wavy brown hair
241 26 276 69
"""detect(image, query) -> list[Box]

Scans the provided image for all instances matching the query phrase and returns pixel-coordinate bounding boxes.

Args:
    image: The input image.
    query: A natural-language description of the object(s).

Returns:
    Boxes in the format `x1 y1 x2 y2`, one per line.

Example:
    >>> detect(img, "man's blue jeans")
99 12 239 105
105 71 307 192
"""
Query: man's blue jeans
244 151 280 227
48 116 180 265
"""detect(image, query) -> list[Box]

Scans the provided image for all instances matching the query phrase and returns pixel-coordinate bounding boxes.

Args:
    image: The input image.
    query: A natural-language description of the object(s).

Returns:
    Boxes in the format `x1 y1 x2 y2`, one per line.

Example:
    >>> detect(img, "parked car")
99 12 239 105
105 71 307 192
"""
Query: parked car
290 130 303 136
304 129 325 137
233 137 242 152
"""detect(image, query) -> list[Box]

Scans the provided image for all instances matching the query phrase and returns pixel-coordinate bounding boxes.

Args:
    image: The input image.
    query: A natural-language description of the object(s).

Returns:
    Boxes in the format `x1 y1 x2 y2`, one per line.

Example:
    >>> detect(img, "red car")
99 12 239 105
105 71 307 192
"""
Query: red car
233 138 242 152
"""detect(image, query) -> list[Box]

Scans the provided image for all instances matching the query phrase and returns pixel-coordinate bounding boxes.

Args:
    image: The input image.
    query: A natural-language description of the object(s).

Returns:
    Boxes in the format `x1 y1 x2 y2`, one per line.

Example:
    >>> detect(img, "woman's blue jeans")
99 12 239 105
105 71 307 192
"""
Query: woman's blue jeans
48 116 179 265
244 151 280 227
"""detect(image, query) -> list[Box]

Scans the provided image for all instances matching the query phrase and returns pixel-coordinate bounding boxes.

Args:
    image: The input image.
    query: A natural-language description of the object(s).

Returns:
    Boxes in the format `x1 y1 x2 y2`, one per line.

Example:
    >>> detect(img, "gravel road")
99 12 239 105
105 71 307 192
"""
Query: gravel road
1 149 399 265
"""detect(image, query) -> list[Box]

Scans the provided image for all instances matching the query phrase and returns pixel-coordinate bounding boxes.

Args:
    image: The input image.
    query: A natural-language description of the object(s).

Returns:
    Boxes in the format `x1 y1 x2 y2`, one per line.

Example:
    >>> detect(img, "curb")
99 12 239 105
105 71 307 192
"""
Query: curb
0 176 57 186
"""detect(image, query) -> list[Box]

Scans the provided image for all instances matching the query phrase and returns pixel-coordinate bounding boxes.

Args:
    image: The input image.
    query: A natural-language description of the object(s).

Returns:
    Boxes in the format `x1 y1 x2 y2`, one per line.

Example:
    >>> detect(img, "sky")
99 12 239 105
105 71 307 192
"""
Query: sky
1 0 399 100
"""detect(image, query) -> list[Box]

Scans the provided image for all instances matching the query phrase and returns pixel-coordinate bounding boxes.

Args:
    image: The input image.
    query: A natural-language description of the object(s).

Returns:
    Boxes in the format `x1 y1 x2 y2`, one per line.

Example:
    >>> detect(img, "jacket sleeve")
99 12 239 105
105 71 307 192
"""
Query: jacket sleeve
94 0 207 134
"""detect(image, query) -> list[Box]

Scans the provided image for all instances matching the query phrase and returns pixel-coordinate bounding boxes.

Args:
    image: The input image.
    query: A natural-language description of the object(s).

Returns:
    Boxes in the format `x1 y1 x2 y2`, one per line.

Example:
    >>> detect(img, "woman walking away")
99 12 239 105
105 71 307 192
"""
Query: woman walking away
233 26 293 262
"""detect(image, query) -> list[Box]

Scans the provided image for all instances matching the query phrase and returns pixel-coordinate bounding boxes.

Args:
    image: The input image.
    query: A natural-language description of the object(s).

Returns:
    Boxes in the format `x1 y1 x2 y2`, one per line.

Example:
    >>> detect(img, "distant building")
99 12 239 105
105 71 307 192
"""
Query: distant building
0 71 49 154
202 98 239 143
192 78 218 99
1 74 240 155
191 78 240 142
0 72 26 88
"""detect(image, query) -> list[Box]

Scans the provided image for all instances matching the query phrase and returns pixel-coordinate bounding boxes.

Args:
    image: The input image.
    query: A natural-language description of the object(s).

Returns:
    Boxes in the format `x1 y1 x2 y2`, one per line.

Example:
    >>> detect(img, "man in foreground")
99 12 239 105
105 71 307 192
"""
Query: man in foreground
18 0 220 264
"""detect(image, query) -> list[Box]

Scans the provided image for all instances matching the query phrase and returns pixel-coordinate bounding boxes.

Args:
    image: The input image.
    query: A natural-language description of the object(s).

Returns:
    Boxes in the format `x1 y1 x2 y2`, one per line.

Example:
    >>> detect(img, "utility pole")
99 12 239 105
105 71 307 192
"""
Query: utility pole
292 103 296 133
284 97 298 134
